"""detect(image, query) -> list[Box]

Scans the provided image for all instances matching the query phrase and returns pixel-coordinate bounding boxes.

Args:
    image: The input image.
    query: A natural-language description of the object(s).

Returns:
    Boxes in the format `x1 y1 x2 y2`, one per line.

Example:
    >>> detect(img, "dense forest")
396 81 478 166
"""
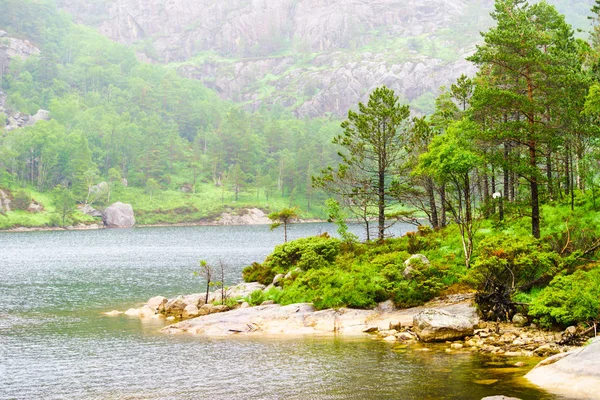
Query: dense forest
0 0 343 227
235 0 600 330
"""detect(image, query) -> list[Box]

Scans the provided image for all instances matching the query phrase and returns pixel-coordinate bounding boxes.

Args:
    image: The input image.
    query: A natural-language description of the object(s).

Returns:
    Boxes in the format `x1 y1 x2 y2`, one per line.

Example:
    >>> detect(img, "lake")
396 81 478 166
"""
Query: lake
0 223 563 399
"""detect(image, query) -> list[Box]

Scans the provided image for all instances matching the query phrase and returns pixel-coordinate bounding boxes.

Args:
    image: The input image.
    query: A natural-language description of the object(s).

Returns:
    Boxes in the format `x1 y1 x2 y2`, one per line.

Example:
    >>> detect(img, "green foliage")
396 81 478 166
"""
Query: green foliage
529 268 600 328
11 189 31 210
242 262 277 285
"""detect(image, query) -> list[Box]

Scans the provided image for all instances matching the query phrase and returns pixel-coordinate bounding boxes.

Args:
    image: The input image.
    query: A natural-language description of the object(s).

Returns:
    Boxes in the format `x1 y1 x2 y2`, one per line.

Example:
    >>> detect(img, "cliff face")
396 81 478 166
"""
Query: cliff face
53 0 511 116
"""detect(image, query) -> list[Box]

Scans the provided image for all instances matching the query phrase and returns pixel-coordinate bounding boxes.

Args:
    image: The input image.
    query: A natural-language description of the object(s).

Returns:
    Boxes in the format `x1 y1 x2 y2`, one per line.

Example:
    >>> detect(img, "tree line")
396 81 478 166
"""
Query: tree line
316 0 600 270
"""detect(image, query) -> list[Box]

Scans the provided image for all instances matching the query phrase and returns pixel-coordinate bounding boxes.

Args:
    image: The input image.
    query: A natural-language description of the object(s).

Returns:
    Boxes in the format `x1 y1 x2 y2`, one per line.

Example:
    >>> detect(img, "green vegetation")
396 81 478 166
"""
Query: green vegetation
0 0 338 228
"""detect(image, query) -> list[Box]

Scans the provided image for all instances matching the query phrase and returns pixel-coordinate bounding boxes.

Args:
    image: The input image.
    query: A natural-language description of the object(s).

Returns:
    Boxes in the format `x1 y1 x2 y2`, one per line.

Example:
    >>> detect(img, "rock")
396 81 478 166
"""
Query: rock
0 189 11 213
183 293 206 308
26 110 50 126
183 304 199 319
79 203 103 217
103 310 123 316
240 302 250 308
124 308 141 317
26 201 43 213
397 332 416 341
272 274 285 287
376 300 395 313
226 282 266 299
526 338 600 399
533 344 560 357
261 300 275 306
139 305 155 318
147 296 168 312
451 343 464 350
216 208 271 225
363 326 379 333
102 202 135 228
164 296 187 318
413 309 476 342
403 254 430 279
481 396 522 400
121 178 128 187
180 184 193 193
512 313 528 327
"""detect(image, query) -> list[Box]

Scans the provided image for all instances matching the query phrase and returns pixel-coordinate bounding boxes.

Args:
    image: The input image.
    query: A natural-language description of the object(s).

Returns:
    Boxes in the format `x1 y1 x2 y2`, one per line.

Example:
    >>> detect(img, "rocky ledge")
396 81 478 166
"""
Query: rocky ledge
525 337 600 399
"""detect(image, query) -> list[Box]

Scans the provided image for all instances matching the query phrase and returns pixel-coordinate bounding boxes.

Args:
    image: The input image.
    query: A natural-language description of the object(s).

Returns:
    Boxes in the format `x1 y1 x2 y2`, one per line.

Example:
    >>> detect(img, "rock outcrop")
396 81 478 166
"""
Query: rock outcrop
102 202 135 228
217 208 271 225
526 337 600 399
413 308 477 342
58 0 489 117
0 189 11 213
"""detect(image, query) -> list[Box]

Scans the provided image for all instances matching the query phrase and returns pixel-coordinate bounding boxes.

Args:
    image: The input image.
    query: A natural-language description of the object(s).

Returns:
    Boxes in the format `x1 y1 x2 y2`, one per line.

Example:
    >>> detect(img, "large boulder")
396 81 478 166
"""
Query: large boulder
147 296 168 312
164 296 187 318
403 254 429 279
526 337 600 399
26 109 50 126
0 189 11 213
102 202 135 228
413 309 476 342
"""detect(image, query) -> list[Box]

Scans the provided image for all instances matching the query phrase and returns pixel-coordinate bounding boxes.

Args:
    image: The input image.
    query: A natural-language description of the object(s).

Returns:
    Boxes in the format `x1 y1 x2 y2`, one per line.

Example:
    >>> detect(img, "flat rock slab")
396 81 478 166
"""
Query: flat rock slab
526 337 600 399
162 299 477 337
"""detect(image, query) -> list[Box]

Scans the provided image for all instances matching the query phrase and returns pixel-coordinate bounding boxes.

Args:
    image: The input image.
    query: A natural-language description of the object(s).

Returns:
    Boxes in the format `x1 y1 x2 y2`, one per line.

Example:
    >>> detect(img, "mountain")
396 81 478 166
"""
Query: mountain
58 0 595 117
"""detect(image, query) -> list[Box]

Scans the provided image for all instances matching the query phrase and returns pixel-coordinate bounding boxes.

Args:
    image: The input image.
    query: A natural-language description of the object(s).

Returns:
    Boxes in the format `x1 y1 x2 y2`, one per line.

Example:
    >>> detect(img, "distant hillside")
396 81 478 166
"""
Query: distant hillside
58 0 595 116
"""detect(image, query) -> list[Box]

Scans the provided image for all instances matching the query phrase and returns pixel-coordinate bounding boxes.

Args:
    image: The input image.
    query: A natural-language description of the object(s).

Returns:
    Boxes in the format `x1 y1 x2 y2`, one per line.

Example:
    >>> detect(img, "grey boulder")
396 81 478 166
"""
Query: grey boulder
413 308 476 342
103 202 135 228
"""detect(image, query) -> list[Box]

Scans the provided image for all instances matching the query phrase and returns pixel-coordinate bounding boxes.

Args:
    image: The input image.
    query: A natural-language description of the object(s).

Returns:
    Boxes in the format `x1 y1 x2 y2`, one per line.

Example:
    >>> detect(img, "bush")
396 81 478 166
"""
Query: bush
468 234 567 321
529 268 600 328
12 190 31 210
242 236 341 284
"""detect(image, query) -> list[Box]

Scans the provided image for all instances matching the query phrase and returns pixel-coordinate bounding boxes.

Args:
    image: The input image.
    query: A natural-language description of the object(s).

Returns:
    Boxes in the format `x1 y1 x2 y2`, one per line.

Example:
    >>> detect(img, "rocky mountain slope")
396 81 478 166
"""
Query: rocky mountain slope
59 0 593 116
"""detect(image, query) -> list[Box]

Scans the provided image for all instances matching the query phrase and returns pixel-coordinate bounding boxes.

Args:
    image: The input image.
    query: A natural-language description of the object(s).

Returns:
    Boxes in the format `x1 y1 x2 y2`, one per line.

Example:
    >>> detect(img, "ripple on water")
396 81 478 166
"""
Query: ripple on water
0 224 560 399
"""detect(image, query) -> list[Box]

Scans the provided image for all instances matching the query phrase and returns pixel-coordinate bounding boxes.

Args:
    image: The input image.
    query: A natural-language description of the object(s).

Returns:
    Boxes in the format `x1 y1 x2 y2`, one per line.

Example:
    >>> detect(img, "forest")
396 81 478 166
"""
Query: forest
238 0 600 329
0 0 340 227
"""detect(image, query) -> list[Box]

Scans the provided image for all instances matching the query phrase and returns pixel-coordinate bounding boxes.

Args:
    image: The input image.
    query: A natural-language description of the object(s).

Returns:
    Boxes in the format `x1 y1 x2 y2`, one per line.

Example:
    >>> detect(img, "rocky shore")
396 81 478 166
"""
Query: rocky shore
105 282 600 399
106 283 585 358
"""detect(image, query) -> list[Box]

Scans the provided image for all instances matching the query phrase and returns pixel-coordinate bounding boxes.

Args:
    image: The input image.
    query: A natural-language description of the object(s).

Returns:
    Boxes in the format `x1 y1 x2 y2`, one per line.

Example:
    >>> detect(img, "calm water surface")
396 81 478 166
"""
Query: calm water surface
0 223 564 399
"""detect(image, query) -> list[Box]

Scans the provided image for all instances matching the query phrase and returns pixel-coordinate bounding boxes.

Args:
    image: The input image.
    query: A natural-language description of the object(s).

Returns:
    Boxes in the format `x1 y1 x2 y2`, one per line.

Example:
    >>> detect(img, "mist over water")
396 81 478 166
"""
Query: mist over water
0 224 559 399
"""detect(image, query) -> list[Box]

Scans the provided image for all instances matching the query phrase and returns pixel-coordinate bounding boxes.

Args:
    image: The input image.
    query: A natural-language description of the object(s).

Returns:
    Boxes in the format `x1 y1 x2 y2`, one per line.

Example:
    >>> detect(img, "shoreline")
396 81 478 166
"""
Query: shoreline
0 218 328 233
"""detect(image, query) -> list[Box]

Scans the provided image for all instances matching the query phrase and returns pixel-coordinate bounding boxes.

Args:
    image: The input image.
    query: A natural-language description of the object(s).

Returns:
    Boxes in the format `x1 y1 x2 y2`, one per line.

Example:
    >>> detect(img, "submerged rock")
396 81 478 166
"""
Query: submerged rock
413 309 477 342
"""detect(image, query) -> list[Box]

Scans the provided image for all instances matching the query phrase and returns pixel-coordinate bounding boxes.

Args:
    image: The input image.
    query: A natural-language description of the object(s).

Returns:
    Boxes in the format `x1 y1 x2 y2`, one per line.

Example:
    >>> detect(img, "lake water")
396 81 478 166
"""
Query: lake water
0 223 563 399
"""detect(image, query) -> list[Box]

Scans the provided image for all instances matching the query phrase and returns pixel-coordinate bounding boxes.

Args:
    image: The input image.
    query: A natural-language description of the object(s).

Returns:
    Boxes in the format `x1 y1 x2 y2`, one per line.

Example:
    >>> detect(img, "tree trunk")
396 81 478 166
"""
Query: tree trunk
426 178 439 229
378 165 385 242
530 142 540 239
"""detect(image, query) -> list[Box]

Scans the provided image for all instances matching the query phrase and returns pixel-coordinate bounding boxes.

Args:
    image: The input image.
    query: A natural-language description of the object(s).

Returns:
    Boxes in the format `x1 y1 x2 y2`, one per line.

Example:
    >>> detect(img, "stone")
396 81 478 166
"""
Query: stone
261 300 275 306
240 302 250 309
147 296 168 312
0 189 11 213
124 308 141 317
226 282 266 299
526 338 600 399
451 343 464 350
164 296 187 318
183 304 199 319
512 313 528 327
102 202 135 228
103 310 123 316
183 293 206 308
376 300 395 313
272 274 285 287
481 396 521 400
180 184 193 193
26 109 50 126
26 201 43 213
413 309 476 342
403 254 430 279
80 203 103 217
139 305 155 318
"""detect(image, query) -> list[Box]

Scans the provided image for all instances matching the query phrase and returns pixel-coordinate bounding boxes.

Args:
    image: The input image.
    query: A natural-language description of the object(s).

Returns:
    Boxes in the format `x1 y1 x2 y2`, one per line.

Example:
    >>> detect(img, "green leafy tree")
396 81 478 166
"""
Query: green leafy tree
269 207 299 243
52 184 75 224
315 86 410 242
469 0 588 238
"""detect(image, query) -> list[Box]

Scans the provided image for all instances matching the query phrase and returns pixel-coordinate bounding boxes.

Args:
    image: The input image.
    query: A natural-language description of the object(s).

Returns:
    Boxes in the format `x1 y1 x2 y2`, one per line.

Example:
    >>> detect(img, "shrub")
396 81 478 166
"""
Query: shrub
529 268 600 328
12 190 31 210
468 234 566 321
242 262 276 285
